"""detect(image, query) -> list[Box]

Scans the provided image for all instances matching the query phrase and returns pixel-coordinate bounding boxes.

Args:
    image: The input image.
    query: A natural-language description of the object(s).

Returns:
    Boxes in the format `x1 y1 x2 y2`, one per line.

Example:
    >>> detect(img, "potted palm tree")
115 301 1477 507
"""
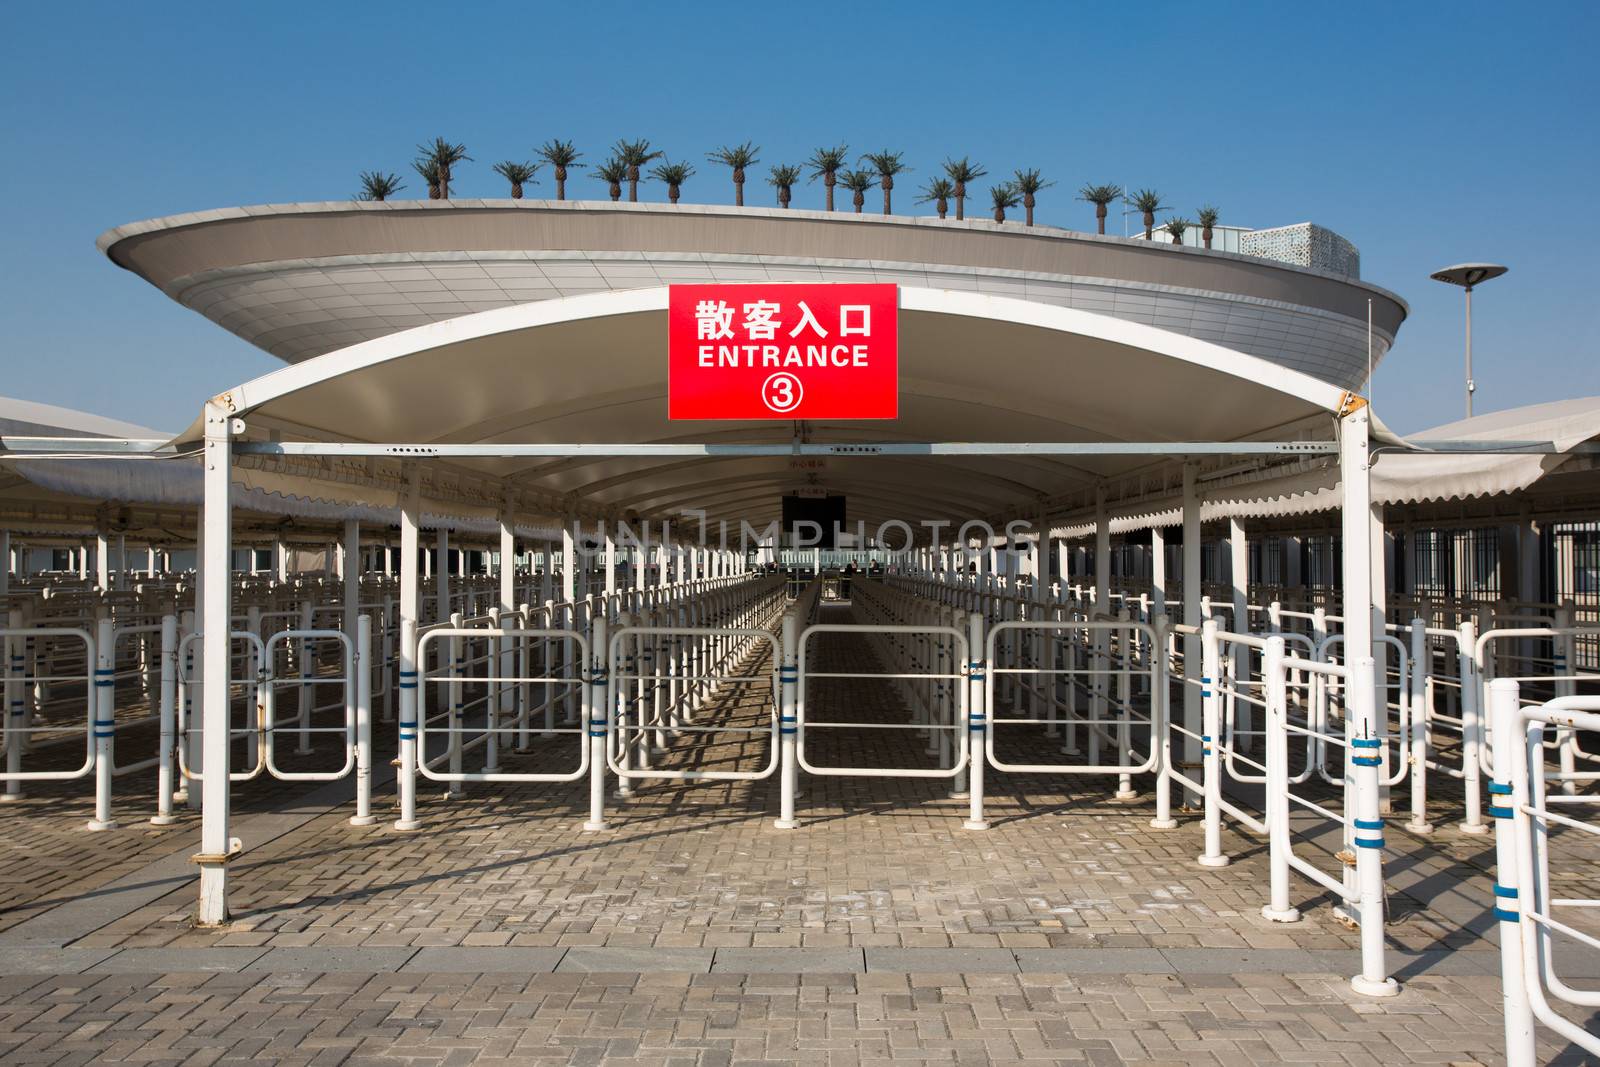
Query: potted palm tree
1131 188 1164 239
768 164 802 208
419 138 470 199
595 156 627 202
1196 205 1220 249
989 183 1021 223
536 140 583 200
357 171 404 201
839 169 877 213
1163 218 1189 245
1078 184 1121 234
412 157 444 200
615 139 664 202
492 161 540 199
806 145 849 211
861 150 909 214
651 160 695 204
1012 169 1054 226
942 157 987 222
918 178 955 219
707 142 760 206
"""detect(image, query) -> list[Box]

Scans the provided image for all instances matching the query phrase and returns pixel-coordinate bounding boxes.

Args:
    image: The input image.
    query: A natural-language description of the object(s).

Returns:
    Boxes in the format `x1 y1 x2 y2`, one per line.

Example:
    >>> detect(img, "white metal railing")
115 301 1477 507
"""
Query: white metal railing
1490 681 1600 1065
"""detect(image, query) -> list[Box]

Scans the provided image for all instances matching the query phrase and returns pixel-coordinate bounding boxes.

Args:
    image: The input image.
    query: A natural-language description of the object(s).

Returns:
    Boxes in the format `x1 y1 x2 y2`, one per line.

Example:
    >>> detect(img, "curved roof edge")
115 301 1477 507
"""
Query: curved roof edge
97 198 1410 319
0 395 169 440
187 285 1348 444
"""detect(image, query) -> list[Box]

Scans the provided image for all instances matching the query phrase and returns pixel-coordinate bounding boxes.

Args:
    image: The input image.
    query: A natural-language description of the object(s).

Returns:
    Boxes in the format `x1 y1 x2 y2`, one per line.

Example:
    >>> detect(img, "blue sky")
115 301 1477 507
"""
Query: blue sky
1 0 1595 434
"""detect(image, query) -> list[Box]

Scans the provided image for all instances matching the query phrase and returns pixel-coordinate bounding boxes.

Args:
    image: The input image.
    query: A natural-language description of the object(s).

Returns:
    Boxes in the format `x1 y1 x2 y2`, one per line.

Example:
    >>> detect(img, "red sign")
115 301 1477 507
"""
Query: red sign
668 283 898 420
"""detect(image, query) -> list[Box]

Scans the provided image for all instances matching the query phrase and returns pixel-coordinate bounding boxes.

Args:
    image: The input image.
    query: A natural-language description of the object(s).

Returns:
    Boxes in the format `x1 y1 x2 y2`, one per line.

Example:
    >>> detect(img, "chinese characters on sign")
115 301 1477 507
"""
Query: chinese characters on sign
667 284 899 419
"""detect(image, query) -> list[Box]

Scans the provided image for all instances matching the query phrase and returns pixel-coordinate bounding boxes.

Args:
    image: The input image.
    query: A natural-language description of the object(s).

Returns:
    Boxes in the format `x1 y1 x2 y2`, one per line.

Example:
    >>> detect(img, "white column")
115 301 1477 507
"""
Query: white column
274 536 288 583
604 526 617 600
562 522 577 604
1094 489 1111 615
1182 463 1203 806
1150 526 1167 617
395 470 422 831
342 520 361 642
435 527 450 623
197 403 234 925
95 526 110 591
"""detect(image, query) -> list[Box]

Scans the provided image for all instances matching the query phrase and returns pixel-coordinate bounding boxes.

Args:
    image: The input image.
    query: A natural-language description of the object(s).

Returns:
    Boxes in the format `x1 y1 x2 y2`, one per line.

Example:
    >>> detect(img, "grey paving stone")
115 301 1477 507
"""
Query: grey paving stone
243 946 418 972
557 947 714 972
402 946 567 973
711 947 864 973
865 947 1020 972
0 946 118 974
89 947 268 973
1013 948 1176 974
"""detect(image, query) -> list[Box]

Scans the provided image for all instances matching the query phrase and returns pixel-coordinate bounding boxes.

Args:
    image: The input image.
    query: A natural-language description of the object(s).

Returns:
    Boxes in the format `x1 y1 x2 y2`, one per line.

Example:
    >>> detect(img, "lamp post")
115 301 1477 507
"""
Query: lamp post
1430 263 1508 418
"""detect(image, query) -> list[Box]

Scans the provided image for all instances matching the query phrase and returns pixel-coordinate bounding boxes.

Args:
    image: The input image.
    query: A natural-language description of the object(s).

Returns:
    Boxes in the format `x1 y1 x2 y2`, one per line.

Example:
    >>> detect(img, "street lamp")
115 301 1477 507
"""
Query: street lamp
1430 262 1508 418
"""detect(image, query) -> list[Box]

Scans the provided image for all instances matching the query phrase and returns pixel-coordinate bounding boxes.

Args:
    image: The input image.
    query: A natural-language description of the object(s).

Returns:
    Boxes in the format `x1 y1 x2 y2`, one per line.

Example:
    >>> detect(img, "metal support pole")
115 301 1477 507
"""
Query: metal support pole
583 614 607 831
1261 635 1298 921
87 615 117 831
964 610 989 830
1197 619 1228 864
1181 463 1202 807
350 613 375 826
1348 654 1399 997
1489 678 1536 1065
151 613 178 825
774 611 799 829
394 469 422 832
196 402 235 925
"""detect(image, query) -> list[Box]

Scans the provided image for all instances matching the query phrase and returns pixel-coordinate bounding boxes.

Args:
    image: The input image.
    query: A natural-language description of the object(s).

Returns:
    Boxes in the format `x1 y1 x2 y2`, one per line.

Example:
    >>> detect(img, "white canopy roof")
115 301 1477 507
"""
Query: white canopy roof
182 286 1348 531
1054 396 1600 536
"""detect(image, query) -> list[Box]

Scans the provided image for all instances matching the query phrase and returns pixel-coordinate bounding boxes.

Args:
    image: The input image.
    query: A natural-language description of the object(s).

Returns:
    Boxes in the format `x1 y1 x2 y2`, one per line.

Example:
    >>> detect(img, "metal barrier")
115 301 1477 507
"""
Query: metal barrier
1490 682 1600 1064
415 625 590 785
0 624 97 816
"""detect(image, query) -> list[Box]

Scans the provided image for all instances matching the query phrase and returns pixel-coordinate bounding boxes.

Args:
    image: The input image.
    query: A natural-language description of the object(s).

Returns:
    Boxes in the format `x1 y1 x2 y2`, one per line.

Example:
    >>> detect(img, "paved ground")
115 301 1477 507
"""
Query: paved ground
1 601 1596 1064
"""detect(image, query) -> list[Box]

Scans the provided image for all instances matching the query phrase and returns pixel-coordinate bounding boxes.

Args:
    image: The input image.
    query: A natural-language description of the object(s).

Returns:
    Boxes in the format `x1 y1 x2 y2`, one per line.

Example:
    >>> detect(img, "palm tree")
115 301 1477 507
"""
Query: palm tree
615 139 664 202
412 157 444 200
650 160 695 204
989 183 1021 224
594 156 627 202
357 171 404 201
943 157 987 221
918 178 955 220
1196 205 1220 249
861 150 909 214
768 164 802 208
806 145 849 211
1132 188 1164 239
839 169 877 214
536 140 583 200
707 142 760 206
1012 169 1054 227
492 160 540 199
1164 217 1190 245
420 137 470 199
1078 183 1121 235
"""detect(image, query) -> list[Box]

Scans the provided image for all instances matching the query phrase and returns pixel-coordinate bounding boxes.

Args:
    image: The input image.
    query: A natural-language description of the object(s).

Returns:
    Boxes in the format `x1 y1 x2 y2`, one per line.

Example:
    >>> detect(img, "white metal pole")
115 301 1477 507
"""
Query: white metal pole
964 610 988 830
435 527 450 624
583 613 607 831
196 402 234 925
1181 464 1203 806
87 615 117 831
1348 654 1399 997
151 613 178 825
774 611 799 829
1489 678 1536 1064
350 613 375 826
395 469 422 832
1229 516 1250 750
